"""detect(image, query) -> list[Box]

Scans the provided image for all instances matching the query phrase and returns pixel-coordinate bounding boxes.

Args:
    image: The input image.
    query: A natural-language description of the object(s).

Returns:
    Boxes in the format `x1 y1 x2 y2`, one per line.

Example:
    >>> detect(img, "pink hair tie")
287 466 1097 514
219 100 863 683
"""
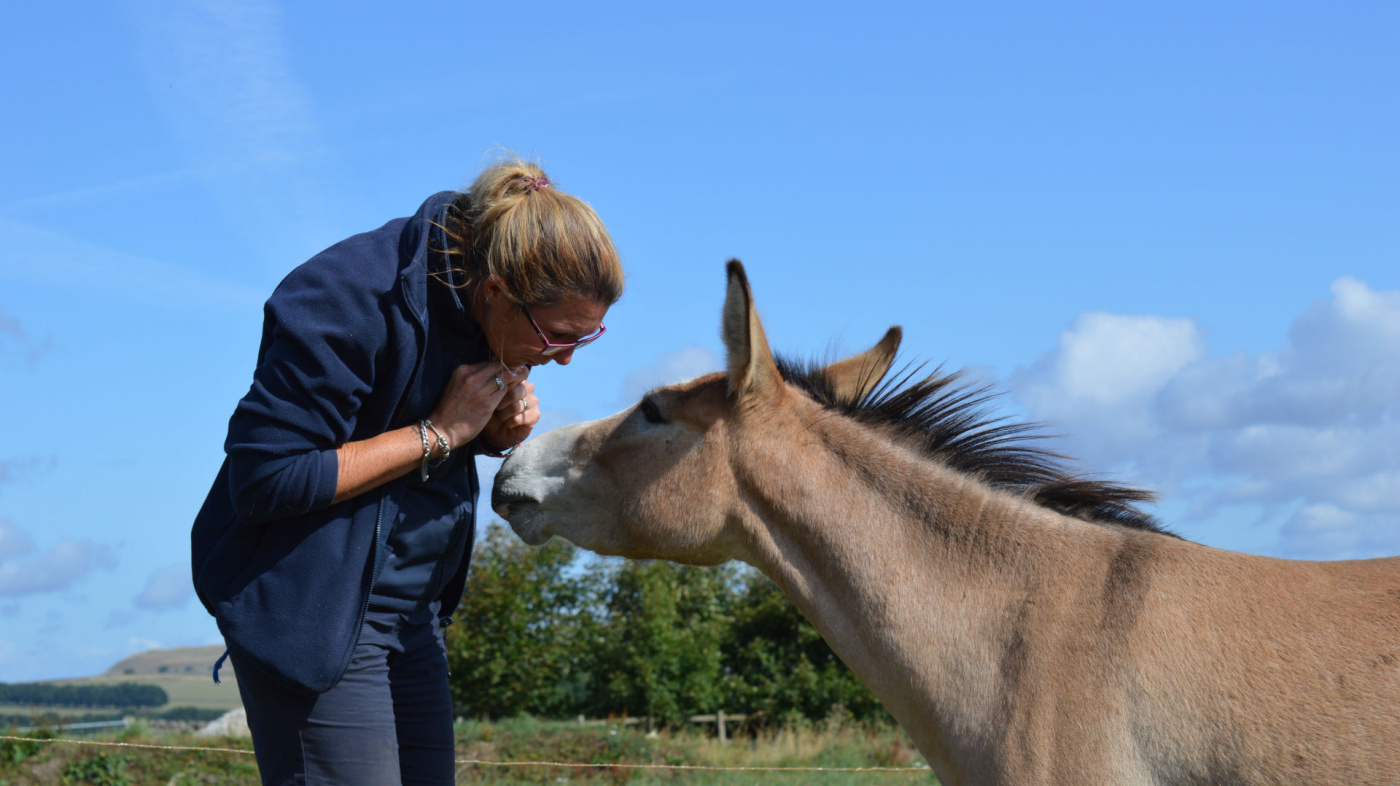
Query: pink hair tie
523 175 550 192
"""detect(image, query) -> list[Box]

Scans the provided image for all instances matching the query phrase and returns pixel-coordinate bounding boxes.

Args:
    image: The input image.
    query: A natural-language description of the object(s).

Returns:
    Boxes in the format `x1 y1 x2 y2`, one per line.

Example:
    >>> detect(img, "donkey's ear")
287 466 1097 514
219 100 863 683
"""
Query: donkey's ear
822 326 902 405
722 260 780 396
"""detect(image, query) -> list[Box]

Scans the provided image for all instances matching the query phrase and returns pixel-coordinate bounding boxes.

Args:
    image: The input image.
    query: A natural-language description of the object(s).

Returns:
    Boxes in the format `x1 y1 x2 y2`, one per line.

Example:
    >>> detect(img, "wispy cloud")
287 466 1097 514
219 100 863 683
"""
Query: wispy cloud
0 169 204 214
133 564 195 611
0 307 21 342
0 217 264 309
105 609 137 630
124 0 340 263
0 520 118 597
618 345 722 405
125 637 163 654
0 457 56 493
0 304 56 364
0 520 34 562
1009 276 1400 559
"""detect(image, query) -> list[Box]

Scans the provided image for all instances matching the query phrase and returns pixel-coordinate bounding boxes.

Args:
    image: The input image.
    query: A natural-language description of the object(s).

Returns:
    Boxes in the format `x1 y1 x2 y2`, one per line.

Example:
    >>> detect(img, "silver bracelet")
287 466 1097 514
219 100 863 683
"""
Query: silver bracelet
423 419 452 465
415 421 432 481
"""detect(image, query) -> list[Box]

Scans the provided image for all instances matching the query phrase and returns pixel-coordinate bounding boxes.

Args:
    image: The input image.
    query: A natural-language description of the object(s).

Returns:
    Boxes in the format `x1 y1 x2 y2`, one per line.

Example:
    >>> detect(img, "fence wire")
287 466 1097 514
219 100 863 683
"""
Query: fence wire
1 734 931 774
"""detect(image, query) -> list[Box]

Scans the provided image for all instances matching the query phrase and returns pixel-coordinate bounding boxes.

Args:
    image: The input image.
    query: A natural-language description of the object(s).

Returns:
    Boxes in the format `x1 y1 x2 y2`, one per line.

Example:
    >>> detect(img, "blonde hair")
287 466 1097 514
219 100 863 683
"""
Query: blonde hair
441 156 624 307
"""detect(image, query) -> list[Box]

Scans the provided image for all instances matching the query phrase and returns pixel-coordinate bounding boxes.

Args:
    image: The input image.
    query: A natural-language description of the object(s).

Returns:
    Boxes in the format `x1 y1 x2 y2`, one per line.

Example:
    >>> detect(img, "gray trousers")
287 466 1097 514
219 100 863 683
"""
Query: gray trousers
232 610 455 785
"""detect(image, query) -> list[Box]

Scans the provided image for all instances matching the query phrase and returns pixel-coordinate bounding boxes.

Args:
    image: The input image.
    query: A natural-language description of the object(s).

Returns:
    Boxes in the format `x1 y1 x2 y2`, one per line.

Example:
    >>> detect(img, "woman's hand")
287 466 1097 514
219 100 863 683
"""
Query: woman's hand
333 363 526 504
428 362 526 449
478 372 540 452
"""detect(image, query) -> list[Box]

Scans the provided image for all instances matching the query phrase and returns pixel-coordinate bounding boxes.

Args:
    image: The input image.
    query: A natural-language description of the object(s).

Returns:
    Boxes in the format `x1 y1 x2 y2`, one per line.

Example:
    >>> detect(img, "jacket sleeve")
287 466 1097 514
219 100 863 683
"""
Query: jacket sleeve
225 254 389 525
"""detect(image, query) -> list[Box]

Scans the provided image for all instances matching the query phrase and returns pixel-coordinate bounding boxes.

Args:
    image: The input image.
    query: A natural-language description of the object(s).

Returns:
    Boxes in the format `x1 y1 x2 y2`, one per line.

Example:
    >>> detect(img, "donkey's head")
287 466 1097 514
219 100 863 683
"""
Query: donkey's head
491 260 901 565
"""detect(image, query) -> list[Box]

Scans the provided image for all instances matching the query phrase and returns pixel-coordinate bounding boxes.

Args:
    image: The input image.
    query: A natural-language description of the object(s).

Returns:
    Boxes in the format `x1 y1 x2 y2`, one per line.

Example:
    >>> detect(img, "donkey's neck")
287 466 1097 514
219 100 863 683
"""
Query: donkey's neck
735 410 1118 778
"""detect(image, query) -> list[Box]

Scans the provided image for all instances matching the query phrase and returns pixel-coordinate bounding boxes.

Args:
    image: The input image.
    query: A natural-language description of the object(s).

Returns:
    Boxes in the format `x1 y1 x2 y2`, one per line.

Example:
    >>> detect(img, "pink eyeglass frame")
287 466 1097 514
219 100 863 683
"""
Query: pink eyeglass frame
521 305 607 357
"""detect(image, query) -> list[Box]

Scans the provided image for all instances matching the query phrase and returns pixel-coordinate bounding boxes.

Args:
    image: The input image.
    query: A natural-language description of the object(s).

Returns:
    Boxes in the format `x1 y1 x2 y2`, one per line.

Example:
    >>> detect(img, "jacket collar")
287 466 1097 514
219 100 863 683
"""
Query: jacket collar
397 190 464 328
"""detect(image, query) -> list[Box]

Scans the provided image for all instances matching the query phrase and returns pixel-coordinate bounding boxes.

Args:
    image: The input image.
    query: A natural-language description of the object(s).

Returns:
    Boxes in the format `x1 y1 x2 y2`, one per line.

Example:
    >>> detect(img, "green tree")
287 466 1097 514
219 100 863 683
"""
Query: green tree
589 560 739 725
722 570 887 722
445 523 597 718
0 683 167 708
446 523 893 726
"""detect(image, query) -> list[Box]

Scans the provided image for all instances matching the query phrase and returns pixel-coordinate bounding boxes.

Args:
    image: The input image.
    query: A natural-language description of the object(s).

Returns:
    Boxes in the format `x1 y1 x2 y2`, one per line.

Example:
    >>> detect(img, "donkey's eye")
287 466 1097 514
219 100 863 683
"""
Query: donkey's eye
639 398 666 424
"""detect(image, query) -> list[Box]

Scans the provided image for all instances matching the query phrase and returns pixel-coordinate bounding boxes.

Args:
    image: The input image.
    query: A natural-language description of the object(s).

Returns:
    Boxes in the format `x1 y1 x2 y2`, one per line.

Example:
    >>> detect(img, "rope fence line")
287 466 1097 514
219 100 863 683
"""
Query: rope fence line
1 734 254 756
455 759 928 772
2 735 931 774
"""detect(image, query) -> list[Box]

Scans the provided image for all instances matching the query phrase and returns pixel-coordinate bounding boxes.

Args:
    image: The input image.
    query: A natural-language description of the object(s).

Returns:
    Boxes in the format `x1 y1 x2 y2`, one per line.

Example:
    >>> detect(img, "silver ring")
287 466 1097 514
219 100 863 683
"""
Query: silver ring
522 400 531 411
493 376 504 391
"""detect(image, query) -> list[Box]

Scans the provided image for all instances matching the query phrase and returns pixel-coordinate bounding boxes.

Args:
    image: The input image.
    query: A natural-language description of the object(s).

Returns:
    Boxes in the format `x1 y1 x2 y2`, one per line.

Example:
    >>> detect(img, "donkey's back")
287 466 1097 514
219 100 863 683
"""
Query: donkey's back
1116 545 1400 785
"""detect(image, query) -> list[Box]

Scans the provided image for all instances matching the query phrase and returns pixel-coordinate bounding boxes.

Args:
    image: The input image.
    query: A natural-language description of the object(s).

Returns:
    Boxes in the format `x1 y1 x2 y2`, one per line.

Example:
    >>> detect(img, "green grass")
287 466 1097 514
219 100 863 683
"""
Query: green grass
0 727 259 786
1 715 935 784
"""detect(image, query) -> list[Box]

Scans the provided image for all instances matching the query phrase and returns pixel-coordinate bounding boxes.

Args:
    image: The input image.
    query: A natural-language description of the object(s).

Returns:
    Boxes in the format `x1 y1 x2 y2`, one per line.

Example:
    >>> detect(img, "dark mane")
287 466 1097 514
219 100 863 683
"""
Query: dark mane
774 354 1174 536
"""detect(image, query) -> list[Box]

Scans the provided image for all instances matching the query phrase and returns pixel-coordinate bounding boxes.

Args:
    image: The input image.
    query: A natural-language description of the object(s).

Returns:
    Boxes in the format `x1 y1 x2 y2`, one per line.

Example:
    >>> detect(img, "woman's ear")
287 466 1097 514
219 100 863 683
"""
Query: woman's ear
480 275 507 305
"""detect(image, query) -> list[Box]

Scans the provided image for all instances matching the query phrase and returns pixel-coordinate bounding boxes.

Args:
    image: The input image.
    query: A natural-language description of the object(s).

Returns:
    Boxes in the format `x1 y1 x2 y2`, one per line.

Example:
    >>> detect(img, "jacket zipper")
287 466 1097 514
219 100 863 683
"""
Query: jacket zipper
338 268 431 684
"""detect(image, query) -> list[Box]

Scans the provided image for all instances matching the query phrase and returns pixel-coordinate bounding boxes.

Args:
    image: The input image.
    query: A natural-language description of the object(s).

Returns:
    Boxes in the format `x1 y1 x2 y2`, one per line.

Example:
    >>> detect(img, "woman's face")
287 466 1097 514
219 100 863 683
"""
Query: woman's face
478 279 609 369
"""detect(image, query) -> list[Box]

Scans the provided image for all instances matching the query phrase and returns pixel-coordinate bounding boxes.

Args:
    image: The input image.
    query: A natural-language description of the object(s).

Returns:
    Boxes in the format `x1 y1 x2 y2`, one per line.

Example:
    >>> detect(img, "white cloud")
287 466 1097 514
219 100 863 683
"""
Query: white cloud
0 523 117 597
1159 277 1400 430
134 565 195 611
126 637 163 654
618 345 723 404
1009 277 1400 559
1277 504 1400 561
1012 312 1204 456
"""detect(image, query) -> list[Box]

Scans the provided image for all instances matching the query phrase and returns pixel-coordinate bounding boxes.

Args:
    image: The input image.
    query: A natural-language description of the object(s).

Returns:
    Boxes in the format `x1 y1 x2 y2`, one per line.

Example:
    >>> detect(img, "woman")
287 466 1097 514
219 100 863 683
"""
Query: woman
191 158 623 785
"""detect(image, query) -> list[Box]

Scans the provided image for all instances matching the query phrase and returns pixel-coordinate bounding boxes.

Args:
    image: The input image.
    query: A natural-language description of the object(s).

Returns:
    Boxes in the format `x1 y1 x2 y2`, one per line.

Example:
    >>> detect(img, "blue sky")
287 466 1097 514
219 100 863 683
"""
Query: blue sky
1 1 1396 682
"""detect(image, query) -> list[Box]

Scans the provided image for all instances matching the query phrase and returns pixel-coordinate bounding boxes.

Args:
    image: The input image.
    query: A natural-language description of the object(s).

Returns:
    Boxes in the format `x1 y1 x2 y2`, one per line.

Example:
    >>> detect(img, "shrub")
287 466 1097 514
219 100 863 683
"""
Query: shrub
61 753 130 786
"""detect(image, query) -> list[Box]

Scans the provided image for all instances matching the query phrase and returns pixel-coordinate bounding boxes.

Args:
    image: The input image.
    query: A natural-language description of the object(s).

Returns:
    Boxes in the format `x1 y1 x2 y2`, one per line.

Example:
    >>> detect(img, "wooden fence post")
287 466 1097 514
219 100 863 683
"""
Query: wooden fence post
717 709 727 743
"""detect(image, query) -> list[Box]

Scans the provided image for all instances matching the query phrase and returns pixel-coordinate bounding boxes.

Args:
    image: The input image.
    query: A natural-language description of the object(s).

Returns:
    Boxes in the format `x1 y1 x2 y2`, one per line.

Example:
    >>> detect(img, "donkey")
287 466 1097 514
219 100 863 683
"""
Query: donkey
493 261 1400 785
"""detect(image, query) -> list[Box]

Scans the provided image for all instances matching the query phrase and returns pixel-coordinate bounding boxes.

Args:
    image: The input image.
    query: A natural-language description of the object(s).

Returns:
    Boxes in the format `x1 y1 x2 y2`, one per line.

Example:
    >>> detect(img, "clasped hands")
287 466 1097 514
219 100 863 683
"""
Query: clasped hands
428 361 540 455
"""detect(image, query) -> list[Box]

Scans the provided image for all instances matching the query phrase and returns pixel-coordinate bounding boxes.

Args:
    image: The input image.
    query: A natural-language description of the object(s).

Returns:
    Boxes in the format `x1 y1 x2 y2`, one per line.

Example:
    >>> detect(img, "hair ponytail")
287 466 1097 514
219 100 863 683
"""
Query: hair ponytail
442 154 624 308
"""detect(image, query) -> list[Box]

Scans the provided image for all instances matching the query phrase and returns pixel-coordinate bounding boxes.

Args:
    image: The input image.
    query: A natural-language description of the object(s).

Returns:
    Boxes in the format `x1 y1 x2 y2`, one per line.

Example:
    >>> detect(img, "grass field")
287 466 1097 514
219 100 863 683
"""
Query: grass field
56 673 243 713
1 715 937 784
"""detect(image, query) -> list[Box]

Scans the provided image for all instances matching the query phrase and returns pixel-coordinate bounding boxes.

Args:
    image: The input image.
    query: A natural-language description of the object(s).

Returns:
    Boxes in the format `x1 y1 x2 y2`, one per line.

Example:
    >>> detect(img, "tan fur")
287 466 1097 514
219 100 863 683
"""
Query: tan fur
494 263 1400 785
823 326 902 404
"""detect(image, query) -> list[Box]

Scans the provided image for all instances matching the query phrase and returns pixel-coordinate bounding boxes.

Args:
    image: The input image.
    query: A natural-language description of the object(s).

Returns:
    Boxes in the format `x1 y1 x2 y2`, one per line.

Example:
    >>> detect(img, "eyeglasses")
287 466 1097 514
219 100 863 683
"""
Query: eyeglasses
521 305 607 357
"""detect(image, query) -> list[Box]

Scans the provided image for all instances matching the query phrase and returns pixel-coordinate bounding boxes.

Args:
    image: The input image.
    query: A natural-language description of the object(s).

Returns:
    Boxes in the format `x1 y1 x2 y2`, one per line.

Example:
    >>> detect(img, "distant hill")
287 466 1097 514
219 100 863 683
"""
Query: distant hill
2 646 243 719
95 646 243 712
104 645 230 678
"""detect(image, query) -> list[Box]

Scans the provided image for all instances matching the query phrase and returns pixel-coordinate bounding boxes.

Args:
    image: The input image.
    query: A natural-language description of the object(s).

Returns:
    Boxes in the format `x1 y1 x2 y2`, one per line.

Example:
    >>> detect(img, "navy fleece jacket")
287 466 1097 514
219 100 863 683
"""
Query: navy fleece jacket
191 191 484 694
